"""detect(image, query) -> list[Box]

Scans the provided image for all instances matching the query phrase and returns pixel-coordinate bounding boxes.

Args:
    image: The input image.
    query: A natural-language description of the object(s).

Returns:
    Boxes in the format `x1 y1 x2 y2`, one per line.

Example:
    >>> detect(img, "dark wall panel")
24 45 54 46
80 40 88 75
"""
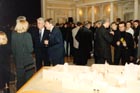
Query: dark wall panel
0 0 41 26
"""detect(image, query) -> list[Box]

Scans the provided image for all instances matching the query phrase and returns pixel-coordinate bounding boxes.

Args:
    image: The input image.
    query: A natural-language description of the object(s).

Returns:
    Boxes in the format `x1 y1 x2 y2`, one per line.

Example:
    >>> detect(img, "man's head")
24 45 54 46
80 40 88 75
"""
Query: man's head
76 22 82 27
102 18 110 28
45 18 54 30
133 20 139 28
84 21 91 29
119 21 126 32
37 17 45 30
95 20 103 28
126 21 132 29
110 22 117 31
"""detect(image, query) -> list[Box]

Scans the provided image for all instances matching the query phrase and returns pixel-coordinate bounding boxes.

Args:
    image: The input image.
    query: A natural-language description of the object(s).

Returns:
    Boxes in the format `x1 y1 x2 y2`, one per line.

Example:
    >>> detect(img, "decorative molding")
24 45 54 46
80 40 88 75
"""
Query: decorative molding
46 6 74 10
47 0 75 5
77 0 118 6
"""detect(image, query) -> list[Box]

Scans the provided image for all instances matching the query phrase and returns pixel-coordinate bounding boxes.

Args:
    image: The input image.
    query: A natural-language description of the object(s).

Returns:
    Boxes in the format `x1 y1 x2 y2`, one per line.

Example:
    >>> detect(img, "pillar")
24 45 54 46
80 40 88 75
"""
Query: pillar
76 7 80 21
91 5 95 24
41 0 46 18
110 2 114 22
134 0 138 19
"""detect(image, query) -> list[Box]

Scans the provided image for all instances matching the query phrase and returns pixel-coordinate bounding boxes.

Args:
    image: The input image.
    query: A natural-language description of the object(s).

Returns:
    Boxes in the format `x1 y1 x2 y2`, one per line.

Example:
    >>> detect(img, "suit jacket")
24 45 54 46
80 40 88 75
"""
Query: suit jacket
47 27 65 61
76 27 93 54
94 26 113 59
138 36 140 58
133 26 140 45
112 31 134 57
28 27 49 52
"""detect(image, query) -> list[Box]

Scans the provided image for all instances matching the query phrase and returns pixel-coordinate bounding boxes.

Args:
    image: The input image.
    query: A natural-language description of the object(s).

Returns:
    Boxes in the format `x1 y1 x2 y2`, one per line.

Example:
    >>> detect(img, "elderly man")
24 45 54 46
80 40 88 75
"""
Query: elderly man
30 17 49 70
94 19 114 64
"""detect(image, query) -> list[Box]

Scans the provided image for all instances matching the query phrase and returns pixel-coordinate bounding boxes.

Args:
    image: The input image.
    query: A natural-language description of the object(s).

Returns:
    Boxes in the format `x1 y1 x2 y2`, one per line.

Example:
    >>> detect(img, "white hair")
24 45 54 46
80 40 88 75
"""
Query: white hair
37 17 44 23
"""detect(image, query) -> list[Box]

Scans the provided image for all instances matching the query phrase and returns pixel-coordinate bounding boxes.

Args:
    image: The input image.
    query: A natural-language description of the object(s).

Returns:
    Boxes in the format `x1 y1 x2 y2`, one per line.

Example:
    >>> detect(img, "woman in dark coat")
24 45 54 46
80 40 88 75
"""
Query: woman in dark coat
11 17 35 90
0 31 11 90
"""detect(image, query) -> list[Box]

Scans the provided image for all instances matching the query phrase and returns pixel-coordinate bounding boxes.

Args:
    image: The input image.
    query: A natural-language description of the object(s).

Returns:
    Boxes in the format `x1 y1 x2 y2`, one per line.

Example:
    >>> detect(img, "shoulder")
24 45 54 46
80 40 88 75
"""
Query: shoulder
12 31 18 38
53 27 60 31
52 27 61 34
24 32 31 36
126 32 133 37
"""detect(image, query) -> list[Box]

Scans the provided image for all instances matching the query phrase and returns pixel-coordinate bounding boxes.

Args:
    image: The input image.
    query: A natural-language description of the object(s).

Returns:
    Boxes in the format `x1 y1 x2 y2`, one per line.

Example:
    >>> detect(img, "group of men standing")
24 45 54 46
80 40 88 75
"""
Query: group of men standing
29 17 64 70
29 17 140 67
72 19 140 65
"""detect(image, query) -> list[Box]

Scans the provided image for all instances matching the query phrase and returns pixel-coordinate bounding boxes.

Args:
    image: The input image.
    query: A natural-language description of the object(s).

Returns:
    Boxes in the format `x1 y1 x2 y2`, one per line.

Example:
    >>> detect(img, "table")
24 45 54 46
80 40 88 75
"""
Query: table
17 64 140 93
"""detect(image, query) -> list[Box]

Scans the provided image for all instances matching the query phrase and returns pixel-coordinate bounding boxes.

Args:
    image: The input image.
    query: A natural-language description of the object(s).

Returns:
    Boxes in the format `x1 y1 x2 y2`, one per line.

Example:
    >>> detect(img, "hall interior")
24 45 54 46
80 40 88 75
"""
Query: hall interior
41 0 140 24
8 0 140 93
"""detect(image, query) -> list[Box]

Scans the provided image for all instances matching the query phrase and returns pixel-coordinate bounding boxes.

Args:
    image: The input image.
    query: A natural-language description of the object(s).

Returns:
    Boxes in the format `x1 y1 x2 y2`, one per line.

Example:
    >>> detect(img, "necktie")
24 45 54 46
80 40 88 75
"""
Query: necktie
39 31 42 41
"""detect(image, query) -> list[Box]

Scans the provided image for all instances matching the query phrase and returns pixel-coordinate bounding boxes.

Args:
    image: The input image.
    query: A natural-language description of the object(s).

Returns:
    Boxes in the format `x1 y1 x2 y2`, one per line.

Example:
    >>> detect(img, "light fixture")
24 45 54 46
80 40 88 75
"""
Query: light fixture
108 7 110 12
79 9 83 16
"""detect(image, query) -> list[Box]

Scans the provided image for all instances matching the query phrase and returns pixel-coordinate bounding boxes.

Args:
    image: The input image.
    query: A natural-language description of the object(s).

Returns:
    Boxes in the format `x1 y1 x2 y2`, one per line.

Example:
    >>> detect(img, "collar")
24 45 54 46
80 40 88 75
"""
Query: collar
50 26 54 32
41 27 45 32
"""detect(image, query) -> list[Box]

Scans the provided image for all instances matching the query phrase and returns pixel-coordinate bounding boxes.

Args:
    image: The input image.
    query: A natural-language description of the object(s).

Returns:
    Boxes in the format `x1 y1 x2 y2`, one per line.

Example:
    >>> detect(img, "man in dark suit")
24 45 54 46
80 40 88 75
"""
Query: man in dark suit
75 21 93 65
112 21 134 65
29 17 49 70
94 19 114 64
44 18 64 66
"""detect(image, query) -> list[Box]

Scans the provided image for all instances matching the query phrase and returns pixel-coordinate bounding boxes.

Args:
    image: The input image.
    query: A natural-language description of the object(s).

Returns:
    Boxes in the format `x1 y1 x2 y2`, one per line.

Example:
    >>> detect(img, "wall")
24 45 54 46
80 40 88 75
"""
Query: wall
42 0 140 24
139 2 140 19
43 0 76 24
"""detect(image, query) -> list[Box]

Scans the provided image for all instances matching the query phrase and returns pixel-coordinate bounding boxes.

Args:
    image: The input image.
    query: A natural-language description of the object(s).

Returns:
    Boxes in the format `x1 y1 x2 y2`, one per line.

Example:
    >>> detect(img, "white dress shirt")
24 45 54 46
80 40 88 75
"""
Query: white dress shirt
39 27 45 41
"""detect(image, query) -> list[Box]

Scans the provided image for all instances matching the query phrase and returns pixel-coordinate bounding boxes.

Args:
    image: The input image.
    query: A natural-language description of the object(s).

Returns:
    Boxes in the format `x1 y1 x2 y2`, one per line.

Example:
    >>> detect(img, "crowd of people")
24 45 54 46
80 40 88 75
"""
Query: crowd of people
0 16 140 92
57 18 140 65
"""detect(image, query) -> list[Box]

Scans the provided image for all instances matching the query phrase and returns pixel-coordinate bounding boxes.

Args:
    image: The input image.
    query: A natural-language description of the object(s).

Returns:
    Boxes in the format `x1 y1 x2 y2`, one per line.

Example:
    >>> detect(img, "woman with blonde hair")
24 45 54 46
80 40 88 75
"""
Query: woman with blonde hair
0 31 11 92
11 17 35 90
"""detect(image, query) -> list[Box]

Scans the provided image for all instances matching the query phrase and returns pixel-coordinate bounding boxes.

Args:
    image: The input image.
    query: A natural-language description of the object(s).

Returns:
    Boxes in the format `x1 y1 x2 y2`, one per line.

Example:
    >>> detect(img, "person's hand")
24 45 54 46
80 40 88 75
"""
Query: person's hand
130 56 133 61
44 40 49 45
136 59 140 63
122 41 127 47
116 41 120 46
110 31 114 36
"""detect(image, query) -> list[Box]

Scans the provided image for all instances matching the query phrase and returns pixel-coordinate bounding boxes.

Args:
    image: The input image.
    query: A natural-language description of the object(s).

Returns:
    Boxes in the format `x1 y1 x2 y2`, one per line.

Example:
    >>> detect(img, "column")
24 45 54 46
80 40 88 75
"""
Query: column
91 5 95 24
100 4 104 19
110 2 114 22
41 0 46 18
85 7 88 21
76 7 80 21
69 9 72 17
47 9 50 19
117 4 122 20
50 9 54 20
134 0 138 19
73 8 76 22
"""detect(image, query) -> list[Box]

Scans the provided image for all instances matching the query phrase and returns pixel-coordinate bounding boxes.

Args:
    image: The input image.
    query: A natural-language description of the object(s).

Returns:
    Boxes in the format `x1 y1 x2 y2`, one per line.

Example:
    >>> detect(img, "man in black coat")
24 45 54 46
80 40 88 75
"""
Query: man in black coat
29 17 49 70
133 20 140 60
75 21 93 65
112 21 134 65
94 19 114 64
44 18 64 66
